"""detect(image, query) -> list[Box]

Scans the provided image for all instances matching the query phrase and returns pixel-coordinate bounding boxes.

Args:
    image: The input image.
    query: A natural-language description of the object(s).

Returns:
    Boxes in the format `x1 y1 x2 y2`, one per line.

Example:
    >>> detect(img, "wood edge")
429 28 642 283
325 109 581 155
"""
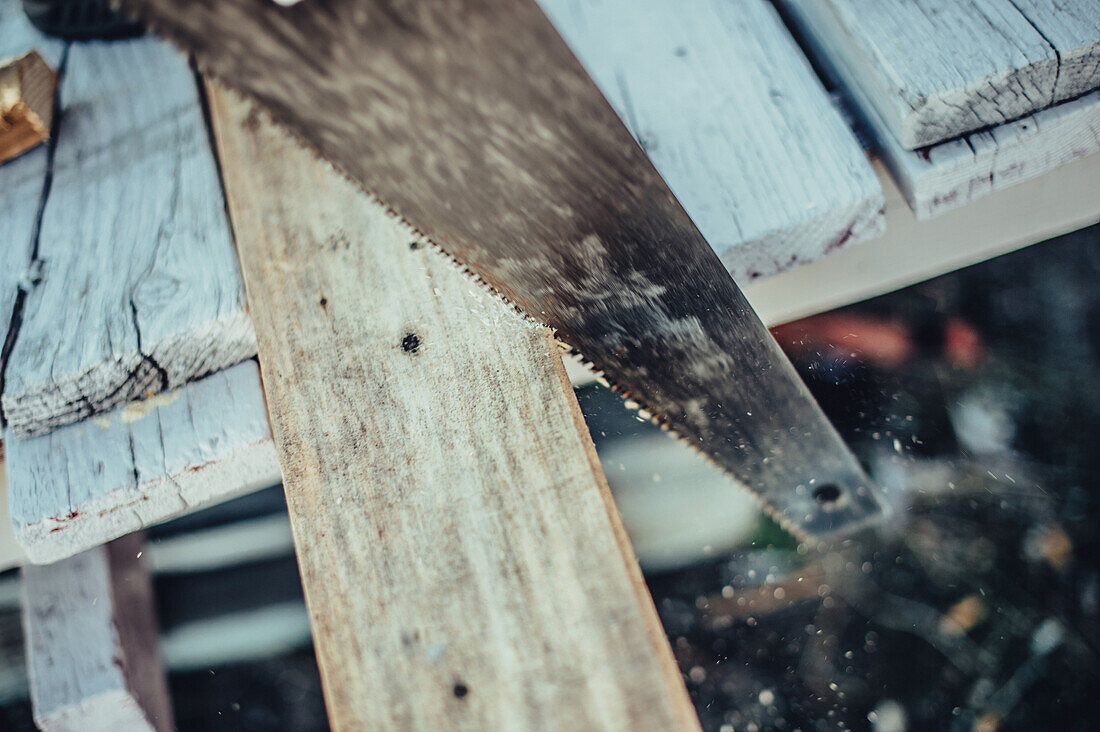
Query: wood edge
15 436 280 566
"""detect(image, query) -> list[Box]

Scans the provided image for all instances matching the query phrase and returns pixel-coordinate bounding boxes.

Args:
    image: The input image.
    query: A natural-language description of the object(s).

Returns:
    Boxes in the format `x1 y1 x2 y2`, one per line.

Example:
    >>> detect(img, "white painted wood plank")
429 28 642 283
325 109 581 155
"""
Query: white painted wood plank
881 91 1100 219
0 0 64 344
1 34 255 437
778 0 1100 149
22 535 173 732
1009 0 1100 101
6 360 281 564
539 0 884 283
743 154 1100 326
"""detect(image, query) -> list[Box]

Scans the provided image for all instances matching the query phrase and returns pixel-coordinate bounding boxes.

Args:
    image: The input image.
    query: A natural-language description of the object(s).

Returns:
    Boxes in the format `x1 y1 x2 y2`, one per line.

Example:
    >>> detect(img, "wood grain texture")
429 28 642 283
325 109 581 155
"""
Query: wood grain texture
778 0 1100 149
0 0 64 369
128 0 881 539
1 33 255 437
6 360 281 564
0 50 58 162
881 90 1100 219
208 84 698 731
538 0 884 283
21 535 173 732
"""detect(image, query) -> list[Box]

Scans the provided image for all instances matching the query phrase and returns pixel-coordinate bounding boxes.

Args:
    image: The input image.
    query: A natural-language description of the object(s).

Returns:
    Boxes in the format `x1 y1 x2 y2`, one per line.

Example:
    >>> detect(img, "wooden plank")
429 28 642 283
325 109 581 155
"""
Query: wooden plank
208 85 698 731
1008 0 1100 101
6 360 281 564
22 534 173 731
743 154 1100 325
778 0 1100 149
0 447 28 572
0 0 65 362
877 91 1100 219
1 34 255 437
539 0 884 283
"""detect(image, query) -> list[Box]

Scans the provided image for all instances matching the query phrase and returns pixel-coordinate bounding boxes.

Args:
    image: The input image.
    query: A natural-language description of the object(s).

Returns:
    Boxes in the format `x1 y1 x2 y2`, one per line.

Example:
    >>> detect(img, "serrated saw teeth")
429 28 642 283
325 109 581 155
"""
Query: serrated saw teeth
121 0 885 543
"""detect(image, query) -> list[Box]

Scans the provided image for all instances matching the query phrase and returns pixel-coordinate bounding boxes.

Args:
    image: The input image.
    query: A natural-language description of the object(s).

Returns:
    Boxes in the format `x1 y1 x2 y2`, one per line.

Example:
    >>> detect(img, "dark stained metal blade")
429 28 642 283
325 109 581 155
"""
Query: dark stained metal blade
122 0 883 539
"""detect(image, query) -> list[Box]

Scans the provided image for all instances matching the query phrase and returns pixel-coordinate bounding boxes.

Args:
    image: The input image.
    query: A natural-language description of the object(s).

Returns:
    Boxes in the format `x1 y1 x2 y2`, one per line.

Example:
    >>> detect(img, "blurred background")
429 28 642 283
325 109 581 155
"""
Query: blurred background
2 221 1097 731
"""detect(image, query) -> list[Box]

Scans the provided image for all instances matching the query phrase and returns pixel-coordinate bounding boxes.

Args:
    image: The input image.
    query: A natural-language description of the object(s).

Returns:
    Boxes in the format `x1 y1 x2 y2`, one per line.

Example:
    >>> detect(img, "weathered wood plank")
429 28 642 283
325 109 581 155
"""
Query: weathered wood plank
1 34 254 437
539 0 884 282
6 360 281 564
22 534 173 731
0 0 64 364
778 0 1100 149
1009 0 1100 101
208 84 698 731
880 91 1100 219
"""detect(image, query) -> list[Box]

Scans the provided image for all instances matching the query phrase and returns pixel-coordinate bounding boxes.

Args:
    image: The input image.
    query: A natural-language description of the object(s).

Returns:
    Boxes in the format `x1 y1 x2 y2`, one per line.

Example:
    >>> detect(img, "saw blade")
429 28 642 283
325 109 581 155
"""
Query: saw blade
121 0 883 539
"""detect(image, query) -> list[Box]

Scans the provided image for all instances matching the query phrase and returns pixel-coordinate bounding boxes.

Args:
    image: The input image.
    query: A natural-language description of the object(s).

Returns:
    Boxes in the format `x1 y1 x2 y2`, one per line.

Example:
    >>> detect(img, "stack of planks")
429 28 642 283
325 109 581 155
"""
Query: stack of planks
0 2 280 568
777 0 1100 218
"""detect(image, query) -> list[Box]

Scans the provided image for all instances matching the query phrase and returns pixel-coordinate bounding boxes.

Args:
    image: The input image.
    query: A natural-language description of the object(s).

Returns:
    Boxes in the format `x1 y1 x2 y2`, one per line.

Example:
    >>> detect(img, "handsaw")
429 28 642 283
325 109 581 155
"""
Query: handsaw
119 0 883 541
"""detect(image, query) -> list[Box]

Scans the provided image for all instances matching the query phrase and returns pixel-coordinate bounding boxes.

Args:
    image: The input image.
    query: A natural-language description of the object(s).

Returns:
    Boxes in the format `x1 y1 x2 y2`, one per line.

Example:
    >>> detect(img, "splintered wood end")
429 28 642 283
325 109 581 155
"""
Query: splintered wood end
0 50 58 164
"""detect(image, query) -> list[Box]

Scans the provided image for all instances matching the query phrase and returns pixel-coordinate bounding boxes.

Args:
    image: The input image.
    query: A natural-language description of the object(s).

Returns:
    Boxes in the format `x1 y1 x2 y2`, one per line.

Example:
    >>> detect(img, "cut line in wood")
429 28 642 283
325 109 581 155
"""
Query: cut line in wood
6 360 281 564
22 534 173 732
1 33 254 437
540 0 884 283
777 0 1100 149
209 83 699 731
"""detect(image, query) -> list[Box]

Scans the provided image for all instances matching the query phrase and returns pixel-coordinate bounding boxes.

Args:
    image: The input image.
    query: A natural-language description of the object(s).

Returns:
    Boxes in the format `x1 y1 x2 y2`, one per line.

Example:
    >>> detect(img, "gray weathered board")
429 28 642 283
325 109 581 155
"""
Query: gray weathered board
1 28 254 437
876 90 1100 219
210 84 699 731
22 535 173 731
777 0 1100 149
540 0 884 283
0 1 63 346
6 360 281 564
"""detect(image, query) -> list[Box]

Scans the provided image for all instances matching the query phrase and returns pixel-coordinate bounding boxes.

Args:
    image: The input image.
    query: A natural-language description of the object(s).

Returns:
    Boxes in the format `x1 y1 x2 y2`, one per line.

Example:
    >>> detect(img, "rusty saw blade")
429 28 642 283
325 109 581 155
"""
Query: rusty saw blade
121 0 883 540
